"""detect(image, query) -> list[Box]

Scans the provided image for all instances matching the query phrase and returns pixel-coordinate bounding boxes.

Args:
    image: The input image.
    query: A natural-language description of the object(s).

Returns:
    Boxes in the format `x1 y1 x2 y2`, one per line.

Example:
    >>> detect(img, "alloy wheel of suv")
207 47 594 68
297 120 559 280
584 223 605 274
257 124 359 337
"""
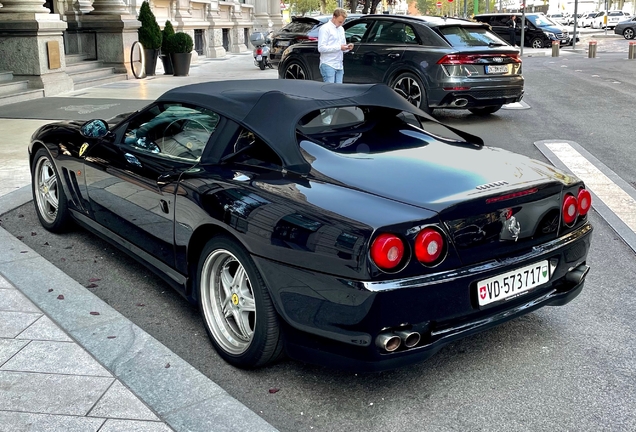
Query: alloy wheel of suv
530 38 544 49
624 28 635 39
284 62 307 80
391 72 431 114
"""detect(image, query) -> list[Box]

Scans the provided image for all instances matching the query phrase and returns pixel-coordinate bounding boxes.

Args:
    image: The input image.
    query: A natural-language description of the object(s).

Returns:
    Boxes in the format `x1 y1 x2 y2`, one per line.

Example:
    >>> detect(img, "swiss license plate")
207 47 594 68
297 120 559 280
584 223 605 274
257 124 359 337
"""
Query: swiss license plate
486 65 508 74
477 260 550 307
256 55 262 61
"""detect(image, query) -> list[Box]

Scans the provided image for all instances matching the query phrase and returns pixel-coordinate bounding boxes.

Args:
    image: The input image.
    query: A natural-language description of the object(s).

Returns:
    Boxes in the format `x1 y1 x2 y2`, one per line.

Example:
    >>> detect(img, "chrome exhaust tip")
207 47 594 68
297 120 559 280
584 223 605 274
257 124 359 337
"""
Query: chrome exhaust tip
376 333 402 352
565 264 590 284
395 330 421 348
452 98 469 107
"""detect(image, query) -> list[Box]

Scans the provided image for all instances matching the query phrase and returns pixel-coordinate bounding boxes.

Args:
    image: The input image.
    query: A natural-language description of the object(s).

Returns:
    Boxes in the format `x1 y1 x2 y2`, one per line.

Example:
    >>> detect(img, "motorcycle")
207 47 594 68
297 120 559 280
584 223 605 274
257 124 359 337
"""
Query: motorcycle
250 32 273 70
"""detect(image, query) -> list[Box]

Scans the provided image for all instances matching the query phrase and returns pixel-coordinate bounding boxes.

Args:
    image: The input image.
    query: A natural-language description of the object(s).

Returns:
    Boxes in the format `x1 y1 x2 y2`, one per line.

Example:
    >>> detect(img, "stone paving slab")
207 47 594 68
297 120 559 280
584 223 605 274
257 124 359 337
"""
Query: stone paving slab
88 381 160 421
0 411 106 432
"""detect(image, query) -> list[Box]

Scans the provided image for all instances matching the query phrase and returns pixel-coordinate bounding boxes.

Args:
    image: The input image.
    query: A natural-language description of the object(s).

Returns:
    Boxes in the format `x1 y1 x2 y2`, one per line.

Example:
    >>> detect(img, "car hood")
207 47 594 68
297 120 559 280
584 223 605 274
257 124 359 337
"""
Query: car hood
301 139 575 213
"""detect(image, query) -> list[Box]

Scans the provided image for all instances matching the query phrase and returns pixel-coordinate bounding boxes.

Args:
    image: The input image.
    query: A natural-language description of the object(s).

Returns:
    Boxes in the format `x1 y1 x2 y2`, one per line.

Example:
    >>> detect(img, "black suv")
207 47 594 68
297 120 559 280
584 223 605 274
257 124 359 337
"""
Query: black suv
473 13 572 48
279 15 524 115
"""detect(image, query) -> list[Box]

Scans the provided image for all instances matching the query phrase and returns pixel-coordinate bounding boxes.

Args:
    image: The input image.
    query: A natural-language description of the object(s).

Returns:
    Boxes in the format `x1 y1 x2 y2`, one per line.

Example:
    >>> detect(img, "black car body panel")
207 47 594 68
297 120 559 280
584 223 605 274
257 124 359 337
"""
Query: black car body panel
278 15 524 112
473 13 575 48
29 80 592 371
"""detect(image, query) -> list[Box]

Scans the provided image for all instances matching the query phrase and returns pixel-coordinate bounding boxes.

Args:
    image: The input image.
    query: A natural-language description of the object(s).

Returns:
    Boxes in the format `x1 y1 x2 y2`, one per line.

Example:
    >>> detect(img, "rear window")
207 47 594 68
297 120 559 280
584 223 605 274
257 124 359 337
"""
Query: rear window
438 26 505 47
280 20 321 34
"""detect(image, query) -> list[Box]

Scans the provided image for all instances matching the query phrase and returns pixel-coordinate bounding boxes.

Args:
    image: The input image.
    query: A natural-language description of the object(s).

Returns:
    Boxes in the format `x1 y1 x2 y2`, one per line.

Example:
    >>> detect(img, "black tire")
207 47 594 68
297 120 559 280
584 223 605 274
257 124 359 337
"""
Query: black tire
196 236 284 368
530 38 544 49
390 72 431 114
31 148 71 232
258 59 266 70
624 28 635 40
468 105 503 116
282 60 308 80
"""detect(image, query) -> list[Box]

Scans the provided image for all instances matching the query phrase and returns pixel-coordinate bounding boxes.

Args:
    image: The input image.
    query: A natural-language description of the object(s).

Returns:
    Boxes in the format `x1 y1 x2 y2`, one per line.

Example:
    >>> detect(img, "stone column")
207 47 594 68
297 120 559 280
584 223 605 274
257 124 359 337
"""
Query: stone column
0 0 74 95
268 0 283 30
78 0 140 78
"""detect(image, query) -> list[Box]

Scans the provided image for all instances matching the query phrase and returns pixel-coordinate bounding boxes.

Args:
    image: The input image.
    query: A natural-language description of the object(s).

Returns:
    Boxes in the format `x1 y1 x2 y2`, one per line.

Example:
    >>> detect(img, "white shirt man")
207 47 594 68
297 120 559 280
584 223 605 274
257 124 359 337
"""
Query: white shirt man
318 8 352 83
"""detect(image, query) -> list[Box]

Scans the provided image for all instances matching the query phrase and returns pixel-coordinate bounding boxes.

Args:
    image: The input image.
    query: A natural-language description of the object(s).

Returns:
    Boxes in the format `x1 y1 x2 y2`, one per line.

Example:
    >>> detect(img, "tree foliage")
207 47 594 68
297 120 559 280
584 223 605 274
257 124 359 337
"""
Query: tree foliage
162 20 175 54
137 1 162 50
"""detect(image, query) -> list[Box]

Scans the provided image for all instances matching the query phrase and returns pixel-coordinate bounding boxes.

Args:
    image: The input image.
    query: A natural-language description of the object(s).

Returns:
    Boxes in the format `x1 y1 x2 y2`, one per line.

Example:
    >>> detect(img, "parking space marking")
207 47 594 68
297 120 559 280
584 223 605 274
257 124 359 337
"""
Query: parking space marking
545 142 636 234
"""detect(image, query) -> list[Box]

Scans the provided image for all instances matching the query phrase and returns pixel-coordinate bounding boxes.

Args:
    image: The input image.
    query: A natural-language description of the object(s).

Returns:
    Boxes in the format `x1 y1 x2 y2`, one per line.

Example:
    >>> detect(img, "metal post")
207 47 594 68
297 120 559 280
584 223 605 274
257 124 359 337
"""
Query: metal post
572 0 578 50
588 40 597 58
520 8 525 57
629 41 636 59
552 41 560 57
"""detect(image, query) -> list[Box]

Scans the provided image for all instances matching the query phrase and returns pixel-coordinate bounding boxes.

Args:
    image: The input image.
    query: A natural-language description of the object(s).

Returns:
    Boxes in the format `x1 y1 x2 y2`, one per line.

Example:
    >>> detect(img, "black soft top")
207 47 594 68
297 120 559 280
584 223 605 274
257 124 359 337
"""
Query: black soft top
158 80 480 173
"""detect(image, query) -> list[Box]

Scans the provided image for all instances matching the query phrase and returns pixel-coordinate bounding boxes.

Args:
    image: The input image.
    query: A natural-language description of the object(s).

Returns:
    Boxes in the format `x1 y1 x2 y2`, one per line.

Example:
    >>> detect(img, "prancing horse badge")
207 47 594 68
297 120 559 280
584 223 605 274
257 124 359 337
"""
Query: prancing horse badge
79 143 89 157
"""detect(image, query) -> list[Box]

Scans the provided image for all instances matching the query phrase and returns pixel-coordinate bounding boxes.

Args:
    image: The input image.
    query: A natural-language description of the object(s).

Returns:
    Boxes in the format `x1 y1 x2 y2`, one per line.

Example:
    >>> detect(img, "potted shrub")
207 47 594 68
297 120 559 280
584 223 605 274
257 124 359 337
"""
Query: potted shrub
160 20 175 75
137 1 162 76
169 32 194 76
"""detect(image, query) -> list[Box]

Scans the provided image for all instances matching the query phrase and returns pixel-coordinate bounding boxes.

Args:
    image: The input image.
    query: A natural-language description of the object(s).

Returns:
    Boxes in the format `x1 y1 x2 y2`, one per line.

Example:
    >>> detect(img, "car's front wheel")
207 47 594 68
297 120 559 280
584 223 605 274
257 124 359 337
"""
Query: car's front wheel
390 72 431 114
468 105 503 116
197 236 284 368
283 61 307 80
31 148 71 232
624 28 635 39
530 38 544 48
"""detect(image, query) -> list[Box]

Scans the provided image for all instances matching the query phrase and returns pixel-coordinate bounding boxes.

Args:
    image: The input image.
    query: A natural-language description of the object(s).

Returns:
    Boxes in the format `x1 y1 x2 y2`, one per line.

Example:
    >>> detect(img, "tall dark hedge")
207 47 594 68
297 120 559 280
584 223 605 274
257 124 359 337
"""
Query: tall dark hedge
162 20 175 54
137 1 162 50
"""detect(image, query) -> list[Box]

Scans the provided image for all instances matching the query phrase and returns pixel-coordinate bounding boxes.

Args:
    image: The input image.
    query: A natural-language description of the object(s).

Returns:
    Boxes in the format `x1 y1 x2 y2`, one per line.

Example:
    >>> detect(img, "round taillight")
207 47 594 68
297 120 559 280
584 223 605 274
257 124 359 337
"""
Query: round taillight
562 194 578 225
370 234 405 271
415 228 445 265
577 188 592 216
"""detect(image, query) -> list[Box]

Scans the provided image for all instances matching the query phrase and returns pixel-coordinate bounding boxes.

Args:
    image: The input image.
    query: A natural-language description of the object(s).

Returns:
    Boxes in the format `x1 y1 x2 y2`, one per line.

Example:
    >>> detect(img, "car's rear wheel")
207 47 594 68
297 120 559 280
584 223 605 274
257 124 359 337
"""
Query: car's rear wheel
31 148 71 232
468 105 503 116
283 61 307 80
391 72 431 114
624 28 635 39
197 236 284 368
530 38 544 49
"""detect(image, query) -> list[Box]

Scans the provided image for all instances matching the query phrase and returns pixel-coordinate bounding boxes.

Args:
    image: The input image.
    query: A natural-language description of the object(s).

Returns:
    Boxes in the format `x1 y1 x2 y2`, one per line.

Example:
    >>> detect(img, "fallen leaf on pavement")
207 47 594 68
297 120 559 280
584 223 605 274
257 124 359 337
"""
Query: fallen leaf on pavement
269 388 280 394
31 232 37 236
165 363 171 368
48 289 53 292
90 311 100 315
57 295 64 300
86 283 98 288
107 336 116 339
136 303 145 307
89 278 101 282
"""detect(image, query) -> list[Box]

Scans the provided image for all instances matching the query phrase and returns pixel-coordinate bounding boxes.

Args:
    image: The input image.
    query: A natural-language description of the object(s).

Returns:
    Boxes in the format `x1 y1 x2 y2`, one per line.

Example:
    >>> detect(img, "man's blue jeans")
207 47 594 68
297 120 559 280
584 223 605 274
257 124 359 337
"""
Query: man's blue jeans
320 64 344 83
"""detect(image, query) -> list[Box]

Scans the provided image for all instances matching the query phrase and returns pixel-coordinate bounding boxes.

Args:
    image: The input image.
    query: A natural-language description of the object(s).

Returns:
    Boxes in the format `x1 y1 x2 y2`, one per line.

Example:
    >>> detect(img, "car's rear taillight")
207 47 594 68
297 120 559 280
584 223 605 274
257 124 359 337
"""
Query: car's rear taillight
297 35 318 42
414 227 446 266
370 234 405 271
256 48 263 55
437 53 522 65
577 188 592 216
562 193 578 225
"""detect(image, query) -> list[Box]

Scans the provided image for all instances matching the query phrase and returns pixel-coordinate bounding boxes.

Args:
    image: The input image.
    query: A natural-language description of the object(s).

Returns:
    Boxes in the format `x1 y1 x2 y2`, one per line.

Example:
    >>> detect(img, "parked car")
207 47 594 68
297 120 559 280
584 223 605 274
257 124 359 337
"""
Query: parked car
29 79 593 371
614 16 636 39
606 11 632 29
591 11 608 29
279 15 524 115
547 13 572 26
474 12 574 48
580 12 597 28
269 14 363 67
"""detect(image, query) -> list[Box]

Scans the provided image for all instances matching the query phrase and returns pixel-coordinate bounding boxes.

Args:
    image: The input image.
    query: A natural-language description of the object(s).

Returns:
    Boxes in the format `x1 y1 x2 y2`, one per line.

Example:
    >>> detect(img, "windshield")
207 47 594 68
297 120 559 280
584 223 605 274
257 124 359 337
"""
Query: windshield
438 26 505 47
526 15 557 28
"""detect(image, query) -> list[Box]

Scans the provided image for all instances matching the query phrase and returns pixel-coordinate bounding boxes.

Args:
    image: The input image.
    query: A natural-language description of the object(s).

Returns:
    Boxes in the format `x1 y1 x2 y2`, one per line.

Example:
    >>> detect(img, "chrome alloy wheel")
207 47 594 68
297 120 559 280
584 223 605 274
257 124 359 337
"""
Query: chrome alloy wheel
284 63 306 80
624 28 635 39
392 76 422 108
200 249 256 355
34 157 60 225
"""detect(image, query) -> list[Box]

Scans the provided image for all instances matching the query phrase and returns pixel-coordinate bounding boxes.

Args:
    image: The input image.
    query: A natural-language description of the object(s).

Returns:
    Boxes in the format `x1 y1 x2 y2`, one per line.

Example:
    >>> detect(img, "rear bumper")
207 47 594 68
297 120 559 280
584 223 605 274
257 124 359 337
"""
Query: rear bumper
433 85 524 109
254 222 593 371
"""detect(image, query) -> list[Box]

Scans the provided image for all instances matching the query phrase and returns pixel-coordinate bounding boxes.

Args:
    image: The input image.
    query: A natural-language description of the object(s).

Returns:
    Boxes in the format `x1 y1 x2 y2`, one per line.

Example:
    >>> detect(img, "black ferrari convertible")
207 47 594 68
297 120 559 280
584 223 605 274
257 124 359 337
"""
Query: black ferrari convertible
29 80 592 371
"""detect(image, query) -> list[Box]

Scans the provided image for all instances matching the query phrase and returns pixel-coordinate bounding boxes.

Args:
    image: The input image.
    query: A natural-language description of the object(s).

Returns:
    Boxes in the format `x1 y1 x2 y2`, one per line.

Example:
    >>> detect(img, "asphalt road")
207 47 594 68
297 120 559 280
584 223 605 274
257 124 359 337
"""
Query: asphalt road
2 48 636 431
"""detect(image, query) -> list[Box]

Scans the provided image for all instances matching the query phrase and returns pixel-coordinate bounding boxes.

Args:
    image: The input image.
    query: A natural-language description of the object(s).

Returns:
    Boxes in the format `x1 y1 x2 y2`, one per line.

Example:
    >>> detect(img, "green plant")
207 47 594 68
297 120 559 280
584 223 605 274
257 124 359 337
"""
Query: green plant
169 32 194 54
137 1 162 50
162 20 175 54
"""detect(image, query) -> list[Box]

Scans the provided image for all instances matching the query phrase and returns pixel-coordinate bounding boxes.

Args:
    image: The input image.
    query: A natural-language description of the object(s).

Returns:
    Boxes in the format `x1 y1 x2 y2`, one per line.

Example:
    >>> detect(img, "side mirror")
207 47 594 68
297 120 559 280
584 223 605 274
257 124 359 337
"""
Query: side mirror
80 119 109 138
266 38 272 44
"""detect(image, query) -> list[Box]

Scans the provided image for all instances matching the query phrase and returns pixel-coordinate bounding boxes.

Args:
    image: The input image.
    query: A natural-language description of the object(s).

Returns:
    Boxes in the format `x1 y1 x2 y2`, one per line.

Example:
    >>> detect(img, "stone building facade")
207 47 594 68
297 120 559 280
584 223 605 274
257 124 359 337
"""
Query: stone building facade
0 0 283 97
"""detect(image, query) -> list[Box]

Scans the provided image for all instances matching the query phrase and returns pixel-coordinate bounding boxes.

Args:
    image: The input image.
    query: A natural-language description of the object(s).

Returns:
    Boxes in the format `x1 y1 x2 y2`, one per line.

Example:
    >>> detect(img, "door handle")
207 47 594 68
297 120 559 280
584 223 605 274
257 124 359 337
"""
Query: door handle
388 53 401 59
124 153 142 168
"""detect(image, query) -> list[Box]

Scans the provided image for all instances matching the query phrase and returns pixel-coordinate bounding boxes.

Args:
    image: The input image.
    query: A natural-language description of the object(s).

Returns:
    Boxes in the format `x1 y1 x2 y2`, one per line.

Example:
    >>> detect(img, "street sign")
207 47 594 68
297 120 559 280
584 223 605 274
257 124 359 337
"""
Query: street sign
436 1 441 6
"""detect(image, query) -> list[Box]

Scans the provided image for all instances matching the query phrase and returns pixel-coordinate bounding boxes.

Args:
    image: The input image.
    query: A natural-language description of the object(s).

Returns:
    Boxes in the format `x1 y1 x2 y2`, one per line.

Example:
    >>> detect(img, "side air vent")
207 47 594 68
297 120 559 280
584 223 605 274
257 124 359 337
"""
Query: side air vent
475 181 508 190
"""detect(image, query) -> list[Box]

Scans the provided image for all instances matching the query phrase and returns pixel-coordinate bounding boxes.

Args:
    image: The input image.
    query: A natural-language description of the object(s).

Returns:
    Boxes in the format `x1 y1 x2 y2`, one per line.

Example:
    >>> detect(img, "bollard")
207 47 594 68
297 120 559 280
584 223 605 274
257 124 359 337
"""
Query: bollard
629 41 636 59
588 40 597 58
551 41 560 57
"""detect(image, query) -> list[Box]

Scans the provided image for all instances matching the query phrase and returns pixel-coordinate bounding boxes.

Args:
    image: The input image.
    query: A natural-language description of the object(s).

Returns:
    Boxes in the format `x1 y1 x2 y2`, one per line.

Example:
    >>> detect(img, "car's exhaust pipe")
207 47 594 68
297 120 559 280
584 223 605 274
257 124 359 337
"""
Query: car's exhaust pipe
451 98 469 107
376 333 401 352
395 330 420 348
565 264 590 284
